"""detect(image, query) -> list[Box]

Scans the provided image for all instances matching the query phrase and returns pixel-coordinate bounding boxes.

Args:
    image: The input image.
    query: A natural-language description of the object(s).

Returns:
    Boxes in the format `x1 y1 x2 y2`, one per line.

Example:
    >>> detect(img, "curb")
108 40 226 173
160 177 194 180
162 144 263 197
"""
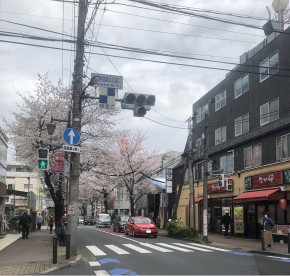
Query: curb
39 255 82 274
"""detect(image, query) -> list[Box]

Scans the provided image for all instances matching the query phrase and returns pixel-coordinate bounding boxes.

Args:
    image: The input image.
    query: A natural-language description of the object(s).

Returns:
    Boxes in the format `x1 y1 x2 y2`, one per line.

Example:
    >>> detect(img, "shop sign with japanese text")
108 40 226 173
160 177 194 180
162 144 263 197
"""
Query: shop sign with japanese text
252 171 282 188
208 183 227 194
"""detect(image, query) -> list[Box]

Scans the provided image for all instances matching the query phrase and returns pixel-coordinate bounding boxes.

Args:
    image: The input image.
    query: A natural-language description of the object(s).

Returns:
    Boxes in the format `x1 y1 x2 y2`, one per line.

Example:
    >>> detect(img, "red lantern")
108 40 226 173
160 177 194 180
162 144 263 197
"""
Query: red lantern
279 199 287 211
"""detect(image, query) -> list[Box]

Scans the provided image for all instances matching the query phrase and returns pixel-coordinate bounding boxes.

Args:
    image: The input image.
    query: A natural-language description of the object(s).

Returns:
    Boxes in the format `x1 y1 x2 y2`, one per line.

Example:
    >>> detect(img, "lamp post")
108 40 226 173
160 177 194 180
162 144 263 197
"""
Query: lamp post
27 177 31 210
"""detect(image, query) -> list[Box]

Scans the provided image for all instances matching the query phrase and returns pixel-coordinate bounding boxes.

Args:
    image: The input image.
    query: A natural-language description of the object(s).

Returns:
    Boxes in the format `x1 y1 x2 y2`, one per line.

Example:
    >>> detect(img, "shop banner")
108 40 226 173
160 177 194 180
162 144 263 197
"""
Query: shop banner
252 171 282 188
272 225 290 236
208 183 227 194
234 207 244 234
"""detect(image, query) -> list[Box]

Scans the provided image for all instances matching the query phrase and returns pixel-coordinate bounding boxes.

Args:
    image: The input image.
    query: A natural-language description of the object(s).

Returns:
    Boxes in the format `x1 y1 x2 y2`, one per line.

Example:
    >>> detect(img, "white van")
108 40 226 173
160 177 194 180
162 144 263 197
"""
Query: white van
96 213 110 228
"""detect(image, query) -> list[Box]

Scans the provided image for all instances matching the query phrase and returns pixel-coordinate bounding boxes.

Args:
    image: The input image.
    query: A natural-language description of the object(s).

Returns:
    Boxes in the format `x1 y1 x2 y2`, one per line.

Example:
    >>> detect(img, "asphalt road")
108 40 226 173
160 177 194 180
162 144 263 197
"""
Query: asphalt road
48 225 290 275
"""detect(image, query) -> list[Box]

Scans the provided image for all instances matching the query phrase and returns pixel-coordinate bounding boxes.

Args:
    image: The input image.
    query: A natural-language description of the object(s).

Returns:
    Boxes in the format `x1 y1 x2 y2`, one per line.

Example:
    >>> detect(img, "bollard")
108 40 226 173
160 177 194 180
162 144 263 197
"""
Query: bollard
53 236 58 264
66 234 70 260
288 233 290 254
261 230 265 251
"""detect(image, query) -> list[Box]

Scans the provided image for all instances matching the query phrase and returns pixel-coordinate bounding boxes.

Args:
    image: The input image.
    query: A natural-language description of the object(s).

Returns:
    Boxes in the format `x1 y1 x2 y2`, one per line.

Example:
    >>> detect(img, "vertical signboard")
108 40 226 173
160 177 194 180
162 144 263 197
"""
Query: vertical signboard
166 167 172 193
234 206 244 234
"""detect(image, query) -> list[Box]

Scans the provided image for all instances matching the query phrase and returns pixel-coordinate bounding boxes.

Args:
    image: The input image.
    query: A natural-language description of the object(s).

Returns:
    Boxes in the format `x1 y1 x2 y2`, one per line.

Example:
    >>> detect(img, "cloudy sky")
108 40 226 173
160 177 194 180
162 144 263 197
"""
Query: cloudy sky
0 0 280 158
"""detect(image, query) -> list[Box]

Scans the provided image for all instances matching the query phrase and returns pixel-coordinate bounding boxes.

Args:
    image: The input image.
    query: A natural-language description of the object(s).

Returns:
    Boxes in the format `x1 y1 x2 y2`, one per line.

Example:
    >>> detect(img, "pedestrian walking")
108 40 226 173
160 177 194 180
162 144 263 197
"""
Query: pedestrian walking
263 212 274 250
19 210 32 239
48 215 54 234
36 213 43 230
221 210 232 239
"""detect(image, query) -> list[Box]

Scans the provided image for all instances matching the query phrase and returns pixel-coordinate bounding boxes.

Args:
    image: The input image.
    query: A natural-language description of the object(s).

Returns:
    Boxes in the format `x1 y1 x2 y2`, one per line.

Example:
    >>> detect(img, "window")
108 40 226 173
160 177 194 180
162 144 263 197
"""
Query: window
16 167 26 172
244 144 262 169
235 113 249 136
8 184 15 190
260 51 279 82
220 153 234 174
196 104 208 123
194 162 204 180
24 184 33 189
234 74 249 98
276 133 290 161
260 98 279 125
195 138 203 158
215 91 226 111
215 125 227 145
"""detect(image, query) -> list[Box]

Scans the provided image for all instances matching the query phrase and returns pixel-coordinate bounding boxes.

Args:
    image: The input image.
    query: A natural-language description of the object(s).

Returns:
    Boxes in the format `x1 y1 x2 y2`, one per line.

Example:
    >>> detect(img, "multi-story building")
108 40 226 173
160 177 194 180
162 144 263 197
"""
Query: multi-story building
0 128 8 237
6 162 45 215
177 22 290 241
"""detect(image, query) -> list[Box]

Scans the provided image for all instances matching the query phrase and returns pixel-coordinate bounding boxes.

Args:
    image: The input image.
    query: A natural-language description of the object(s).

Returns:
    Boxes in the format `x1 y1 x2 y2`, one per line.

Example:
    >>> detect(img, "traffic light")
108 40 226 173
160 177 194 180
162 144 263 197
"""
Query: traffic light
226 179 233 191
37 148 49 171
121 92 156 117
218 174 225 187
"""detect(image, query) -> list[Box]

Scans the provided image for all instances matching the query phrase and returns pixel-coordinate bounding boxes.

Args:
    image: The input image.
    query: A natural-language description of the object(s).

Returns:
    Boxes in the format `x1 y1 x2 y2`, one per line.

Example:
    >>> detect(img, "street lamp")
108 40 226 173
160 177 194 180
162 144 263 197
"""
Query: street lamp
27 177 31 210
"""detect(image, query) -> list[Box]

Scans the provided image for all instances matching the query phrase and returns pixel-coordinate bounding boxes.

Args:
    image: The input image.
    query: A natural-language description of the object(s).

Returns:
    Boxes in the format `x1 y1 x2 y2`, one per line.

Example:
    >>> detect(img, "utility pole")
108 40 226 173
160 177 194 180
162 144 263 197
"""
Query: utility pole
67 0 87 257
188 117 194 229
203 114 209 243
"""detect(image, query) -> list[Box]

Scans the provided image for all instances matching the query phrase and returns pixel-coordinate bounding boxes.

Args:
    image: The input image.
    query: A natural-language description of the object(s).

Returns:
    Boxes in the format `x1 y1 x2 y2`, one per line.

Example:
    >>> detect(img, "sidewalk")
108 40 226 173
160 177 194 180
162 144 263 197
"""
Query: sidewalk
0 226 81 275
158 230 290 257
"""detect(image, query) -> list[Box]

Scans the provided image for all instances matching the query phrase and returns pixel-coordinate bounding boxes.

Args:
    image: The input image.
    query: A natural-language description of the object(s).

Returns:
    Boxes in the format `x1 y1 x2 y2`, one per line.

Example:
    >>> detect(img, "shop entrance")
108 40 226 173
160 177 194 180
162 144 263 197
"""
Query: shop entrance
245 204 257 238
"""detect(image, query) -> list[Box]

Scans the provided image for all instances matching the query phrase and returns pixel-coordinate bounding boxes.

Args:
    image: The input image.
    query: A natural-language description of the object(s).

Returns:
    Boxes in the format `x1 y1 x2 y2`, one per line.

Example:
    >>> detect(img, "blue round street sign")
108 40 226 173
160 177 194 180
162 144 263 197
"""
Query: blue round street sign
63 128 81 145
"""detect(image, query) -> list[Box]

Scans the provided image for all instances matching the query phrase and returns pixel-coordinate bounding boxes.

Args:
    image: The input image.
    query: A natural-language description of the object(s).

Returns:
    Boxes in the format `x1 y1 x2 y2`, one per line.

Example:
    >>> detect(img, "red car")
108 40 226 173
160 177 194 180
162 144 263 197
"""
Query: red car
125 216 158 238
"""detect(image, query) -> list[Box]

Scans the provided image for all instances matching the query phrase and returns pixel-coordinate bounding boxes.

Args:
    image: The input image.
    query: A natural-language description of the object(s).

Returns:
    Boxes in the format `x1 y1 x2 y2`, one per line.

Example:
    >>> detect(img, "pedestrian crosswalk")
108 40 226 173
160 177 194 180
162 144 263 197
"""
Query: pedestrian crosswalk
86 241 230 257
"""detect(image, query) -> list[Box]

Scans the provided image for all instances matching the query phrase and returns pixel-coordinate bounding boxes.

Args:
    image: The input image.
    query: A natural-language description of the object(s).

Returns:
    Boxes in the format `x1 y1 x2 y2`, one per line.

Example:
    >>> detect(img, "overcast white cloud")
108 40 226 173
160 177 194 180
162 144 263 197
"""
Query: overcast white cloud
0 0 280 157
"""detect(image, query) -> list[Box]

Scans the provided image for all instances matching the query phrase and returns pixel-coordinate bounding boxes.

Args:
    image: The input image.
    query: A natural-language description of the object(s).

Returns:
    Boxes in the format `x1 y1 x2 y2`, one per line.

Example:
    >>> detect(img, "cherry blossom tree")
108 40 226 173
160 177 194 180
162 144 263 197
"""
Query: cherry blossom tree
2 73 119 224
81 130 161 216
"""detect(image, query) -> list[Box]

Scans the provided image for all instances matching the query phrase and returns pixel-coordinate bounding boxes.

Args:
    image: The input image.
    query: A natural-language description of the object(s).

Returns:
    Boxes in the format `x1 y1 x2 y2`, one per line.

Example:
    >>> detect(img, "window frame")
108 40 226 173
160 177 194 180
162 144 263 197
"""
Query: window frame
220 153 234 174
244 144 262 169
235 113 249 137
196 104 209 123
260 51 279 82
215 90 226 111
260 98 279 126
234 74 249 99
215 125 227 145
276 133 290 161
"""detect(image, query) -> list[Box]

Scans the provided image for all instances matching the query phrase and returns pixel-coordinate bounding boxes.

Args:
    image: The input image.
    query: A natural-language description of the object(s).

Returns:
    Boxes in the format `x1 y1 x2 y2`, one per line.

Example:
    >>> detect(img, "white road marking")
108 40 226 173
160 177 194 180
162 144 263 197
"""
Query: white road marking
140 243 173 252
172 243 212 252
123 243 152 253
89 261 101 266
94 270 110 275
187 242 231 252
156 243 193 252
86 245 107 256
105 245 130 254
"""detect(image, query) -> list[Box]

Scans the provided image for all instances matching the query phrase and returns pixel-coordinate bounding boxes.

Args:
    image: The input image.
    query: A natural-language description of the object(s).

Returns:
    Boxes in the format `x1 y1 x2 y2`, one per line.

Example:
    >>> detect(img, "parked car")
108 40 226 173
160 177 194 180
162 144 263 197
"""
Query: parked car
125 216 158 238
113 215 129 232
96 213 110 228
84 216 95 225
78 216 84 224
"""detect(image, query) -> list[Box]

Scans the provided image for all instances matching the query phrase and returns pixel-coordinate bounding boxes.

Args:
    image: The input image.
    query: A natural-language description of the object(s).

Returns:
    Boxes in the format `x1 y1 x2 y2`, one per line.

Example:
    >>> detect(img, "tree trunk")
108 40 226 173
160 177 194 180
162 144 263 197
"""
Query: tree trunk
130 195 135 216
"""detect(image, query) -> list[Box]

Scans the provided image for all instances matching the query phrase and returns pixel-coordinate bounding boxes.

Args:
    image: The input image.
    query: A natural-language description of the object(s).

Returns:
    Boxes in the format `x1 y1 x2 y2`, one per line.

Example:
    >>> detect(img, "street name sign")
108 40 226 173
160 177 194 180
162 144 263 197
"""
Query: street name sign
62 145 81 153
63 128 80 145
91 73 123 89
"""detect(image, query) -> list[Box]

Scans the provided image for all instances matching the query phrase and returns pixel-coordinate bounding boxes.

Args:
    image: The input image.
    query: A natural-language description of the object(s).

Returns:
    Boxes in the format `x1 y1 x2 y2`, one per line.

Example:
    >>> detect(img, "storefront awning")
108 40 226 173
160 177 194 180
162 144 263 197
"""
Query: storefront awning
233 188 281 203
195 197 203 203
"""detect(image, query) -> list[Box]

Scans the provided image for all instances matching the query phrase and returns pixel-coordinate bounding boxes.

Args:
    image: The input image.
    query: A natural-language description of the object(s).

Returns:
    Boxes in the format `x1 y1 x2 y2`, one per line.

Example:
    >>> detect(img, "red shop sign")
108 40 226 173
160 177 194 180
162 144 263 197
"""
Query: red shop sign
252 172 283 188
208 183 227 194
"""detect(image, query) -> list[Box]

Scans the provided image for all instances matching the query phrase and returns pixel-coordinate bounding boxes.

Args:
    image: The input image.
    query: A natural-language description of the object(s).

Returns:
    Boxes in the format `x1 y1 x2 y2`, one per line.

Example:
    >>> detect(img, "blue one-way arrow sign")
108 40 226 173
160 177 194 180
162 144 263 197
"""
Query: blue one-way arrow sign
63 128 80 145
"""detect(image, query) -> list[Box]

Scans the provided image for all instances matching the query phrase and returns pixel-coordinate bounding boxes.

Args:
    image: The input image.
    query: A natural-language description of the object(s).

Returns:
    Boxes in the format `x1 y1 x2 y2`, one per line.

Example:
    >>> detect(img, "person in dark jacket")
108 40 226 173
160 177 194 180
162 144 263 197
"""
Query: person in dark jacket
263 212 274 250
221 211 232 239
19 210 32 239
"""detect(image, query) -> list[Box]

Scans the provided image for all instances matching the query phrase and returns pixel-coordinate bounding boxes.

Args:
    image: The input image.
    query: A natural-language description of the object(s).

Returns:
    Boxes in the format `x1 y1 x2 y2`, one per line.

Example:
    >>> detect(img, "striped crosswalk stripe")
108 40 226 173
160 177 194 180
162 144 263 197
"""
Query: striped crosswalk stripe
94 270 110 275
172 243 212 252
140 243 173 252
123 243 152 253
86 245 107 256
104 245 130 255
156 243 193 252
187 243 231 252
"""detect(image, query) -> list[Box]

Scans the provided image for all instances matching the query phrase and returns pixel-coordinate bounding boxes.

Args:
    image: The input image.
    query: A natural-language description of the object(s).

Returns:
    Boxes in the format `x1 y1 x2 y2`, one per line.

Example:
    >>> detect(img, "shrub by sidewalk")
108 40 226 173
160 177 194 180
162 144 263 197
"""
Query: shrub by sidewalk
166 220 197 239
